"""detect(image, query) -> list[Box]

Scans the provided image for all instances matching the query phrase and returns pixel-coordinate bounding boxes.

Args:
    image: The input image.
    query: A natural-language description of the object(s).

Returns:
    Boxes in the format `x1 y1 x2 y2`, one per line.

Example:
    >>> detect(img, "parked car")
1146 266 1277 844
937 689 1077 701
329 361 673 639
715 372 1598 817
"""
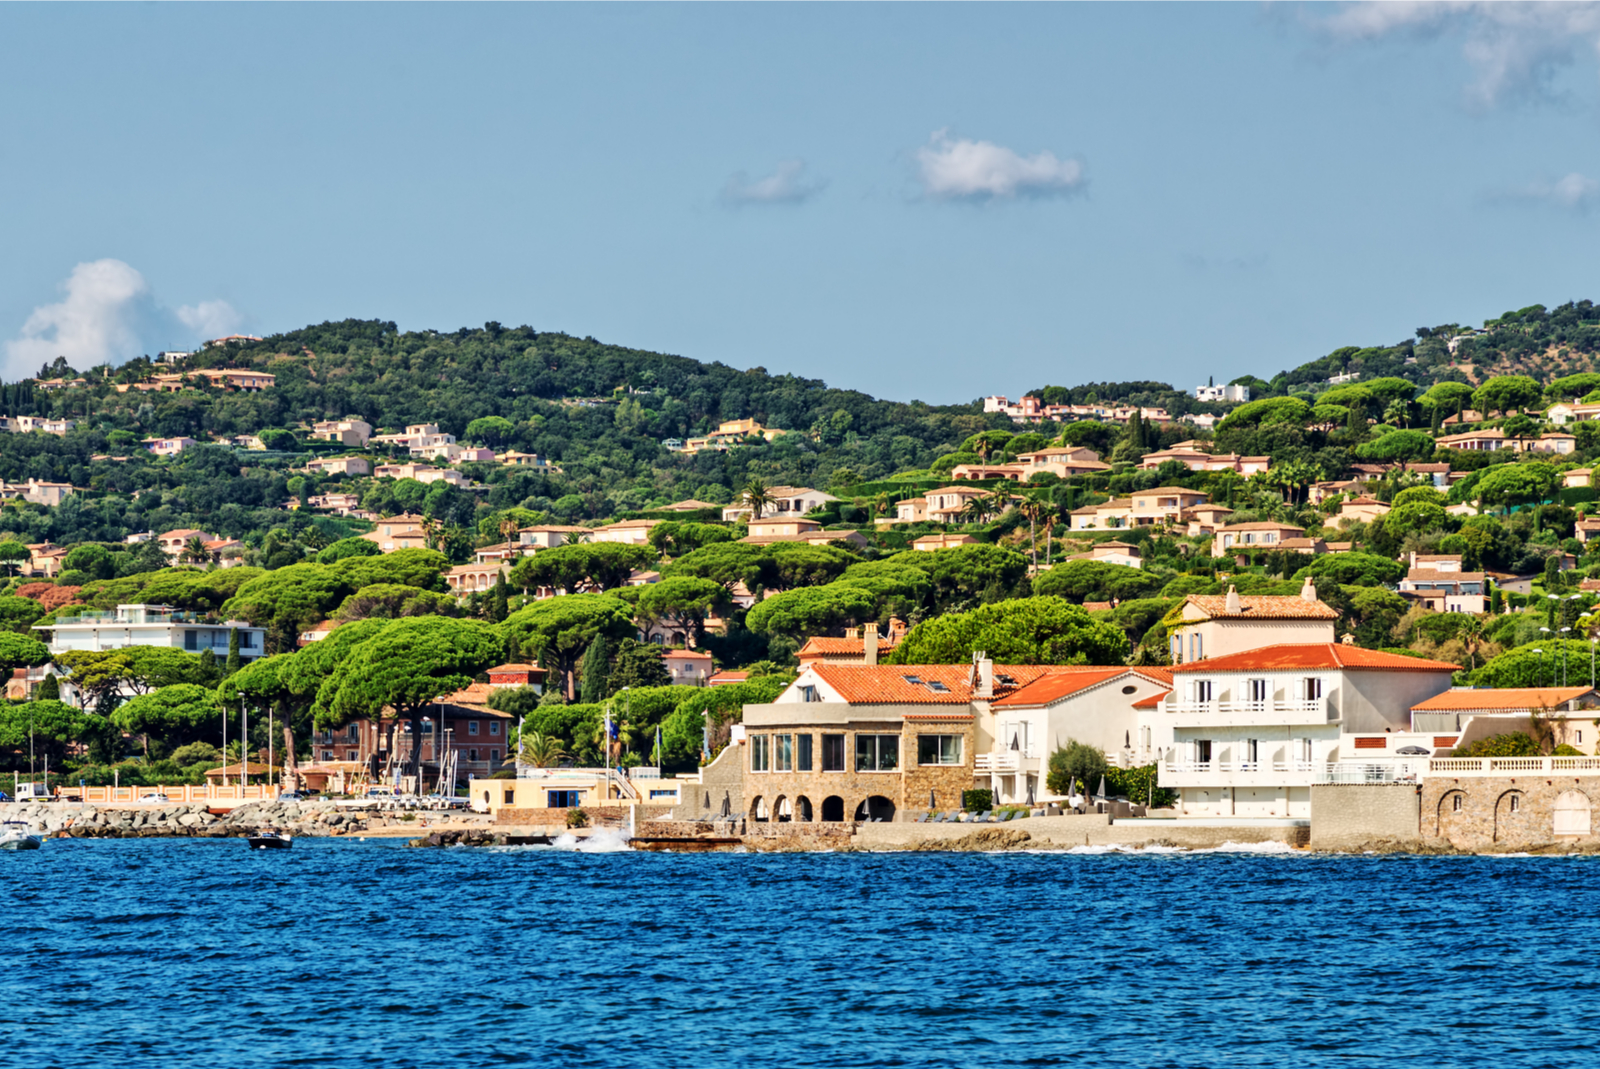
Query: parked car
278 791 308 801
0 790 10 802
138 793 171 804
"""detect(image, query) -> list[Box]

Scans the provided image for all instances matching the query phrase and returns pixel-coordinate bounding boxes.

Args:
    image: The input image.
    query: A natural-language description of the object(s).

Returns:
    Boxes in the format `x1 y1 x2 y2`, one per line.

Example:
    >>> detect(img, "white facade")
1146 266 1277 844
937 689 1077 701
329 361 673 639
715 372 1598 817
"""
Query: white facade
38 604 266 658
1195 384 1249 403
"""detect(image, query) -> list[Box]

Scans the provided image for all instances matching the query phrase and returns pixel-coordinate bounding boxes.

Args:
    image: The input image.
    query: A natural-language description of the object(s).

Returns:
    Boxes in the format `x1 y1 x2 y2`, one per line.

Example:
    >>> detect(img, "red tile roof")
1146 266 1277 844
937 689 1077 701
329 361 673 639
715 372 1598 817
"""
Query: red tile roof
1183 595 1341 620
991 668 1129 707
1172 644 1459 674
1411 687 1592 712
1132 689 1170 710
797 636 899 658
810 663 1083 704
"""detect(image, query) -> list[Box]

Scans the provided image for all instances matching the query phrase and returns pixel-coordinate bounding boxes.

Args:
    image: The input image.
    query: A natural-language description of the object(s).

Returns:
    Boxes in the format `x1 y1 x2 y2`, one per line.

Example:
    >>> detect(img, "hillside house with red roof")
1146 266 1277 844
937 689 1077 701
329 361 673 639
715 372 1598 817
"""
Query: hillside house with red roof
1167 581 1341 665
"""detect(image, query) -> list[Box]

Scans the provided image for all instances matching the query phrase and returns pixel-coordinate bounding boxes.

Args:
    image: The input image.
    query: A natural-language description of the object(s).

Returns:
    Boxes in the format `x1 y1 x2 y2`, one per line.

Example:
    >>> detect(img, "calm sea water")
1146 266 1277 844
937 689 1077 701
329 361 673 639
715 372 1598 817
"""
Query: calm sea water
4 837 1595 1068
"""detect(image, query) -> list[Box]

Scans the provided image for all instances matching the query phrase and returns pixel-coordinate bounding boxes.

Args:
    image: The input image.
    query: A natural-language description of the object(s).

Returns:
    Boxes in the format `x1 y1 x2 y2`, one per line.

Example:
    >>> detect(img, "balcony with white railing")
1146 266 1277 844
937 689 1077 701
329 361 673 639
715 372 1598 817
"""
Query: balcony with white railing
1428 756 1600 776
1160 760 1329 787
975 752 1023 773
1164 699 1334 727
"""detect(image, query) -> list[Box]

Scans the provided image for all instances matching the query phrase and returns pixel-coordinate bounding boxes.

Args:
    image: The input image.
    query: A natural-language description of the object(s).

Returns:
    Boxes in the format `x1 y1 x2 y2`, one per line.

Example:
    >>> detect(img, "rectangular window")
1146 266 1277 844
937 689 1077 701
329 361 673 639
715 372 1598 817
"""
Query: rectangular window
348 725 359 742
1303 677 1323 701
184 630 198 651
649 789 678 800
1195 740 1212 764
774 734 794 772
800 685 820 703
855 734 899 772
917 735 963 766
1245 739 1258 764
1247 678 1269 704
797 734 814 771
489 722 500 736
468 721 479 736
1194 680 1214 704
547 790 583 808
750 734 770 772
468 748 478 762
821 734 845 772
489 749 499 762
1170 635 1182 665
504 789 515 805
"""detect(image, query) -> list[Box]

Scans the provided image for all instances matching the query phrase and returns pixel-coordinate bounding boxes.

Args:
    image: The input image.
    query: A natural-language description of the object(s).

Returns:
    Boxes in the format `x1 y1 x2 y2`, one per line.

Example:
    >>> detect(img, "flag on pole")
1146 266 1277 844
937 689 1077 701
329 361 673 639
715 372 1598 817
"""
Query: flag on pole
701 710 711 761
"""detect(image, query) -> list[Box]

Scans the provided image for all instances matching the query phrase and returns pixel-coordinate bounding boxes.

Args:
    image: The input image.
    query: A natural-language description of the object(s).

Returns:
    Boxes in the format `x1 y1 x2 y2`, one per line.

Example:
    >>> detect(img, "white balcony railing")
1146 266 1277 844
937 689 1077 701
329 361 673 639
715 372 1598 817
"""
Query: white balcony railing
1429 756 1600 776
1160 760 1329 787
975 753 1022 773
1165 700 1332 726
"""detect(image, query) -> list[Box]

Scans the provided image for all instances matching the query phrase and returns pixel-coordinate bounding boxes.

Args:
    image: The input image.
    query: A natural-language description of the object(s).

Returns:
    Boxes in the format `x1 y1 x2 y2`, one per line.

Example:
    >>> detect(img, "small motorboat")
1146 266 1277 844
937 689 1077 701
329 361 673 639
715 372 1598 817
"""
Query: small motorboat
0 822 42 851
247 830 293 850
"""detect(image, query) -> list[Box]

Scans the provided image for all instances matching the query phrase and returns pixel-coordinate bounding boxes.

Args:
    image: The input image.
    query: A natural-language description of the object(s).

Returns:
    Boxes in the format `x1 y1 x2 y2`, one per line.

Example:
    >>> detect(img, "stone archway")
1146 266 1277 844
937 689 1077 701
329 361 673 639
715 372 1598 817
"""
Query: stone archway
1493 790 1529 844
1436 790 1469 840
750 796 768 822
821 795 844 822
1555 790 1592 837
795 796 814 822
854 795 896 823
774 796 791 823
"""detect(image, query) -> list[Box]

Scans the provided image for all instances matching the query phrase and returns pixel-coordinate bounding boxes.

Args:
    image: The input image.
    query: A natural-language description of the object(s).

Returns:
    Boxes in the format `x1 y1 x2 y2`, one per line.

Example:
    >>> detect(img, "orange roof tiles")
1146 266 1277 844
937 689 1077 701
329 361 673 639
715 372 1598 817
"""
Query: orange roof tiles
811 663 1083 704
1132 689 1170 710
1183 595 1341 620
1172 644 1459 674
1411 687 1592 712
991 668 1129 707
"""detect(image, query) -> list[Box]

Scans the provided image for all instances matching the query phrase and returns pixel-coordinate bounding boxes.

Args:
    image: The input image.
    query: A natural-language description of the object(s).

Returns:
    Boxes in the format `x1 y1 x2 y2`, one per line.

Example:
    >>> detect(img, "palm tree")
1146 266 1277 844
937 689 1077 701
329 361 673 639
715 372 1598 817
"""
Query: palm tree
1460 615 1489 671
970 430 1007 462
986 485 1014 519
741 478 773 521
519 731 567 769
499 515 521 555
182 535 209 565
419 515 440 550
960 498 992 525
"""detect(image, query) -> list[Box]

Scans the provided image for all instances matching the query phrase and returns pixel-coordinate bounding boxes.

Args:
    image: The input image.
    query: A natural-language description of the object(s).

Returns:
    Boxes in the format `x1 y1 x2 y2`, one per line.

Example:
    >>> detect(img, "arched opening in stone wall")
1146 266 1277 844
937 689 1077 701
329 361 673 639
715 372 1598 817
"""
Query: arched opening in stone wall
1436 790 1467 838
750 796 768 822
774 796 791 823
855 795 896 822
821 795 845 822
795 796 814 822
1555 790 1592 837
1493 790 1525 843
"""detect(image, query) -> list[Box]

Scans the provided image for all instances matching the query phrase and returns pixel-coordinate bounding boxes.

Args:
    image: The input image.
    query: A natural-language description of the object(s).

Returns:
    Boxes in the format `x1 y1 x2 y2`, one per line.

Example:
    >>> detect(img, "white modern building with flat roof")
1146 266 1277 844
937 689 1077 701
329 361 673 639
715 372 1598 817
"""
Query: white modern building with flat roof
37 604 266 659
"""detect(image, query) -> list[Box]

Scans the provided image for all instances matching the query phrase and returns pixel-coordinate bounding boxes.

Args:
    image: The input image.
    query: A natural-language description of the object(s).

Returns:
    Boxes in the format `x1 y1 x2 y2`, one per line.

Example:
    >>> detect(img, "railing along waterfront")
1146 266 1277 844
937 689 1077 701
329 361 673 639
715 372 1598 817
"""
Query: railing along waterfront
1428 756 1600 775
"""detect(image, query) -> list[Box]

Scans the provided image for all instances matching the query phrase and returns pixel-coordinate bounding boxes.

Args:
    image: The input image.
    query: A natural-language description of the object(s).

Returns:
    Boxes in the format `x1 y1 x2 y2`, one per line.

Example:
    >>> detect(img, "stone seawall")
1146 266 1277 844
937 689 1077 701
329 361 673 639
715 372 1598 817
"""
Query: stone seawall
851 815 1309 851
0 800 495 839
1310 783 1422 851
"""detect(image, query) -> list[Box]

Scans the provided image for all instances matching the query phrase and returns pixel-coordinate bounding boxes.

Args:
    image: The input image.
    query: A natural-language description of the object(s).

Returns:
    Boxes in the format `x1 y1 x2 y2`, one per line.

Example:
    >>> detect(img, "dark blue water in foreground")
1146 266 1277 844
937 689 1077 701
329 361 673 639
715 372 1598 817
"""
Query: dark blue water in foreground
5 838 1597 1068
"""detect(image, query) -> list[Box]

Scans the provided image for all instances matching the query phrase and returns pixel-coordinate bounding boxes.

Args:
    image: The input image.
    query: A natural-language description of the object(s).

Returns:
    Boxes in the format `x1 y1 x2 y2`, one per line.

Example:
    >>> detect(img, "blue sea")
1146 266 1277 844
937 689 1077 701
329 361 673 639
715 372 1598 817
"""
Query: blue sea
5 836 1594 1068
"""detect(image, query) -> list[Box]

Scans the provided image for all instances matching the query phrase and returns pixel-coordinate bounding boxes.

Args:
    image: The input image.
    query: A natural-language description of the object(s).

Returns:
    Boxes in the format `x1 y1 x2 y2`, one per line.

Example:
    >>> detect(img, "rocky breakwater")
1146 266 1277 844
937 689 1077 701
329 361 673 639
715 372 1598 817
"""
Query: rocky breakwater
1 799 379 839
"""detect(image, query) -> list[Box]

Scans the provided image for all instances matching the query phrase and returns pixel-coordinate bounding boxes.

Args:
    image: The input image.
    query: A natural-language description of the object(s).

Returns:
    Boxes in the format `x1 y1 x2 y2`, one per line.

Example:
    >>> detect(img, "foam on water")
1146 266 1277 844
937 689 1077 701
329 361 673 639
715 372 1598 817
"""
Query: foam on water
550 826 632 852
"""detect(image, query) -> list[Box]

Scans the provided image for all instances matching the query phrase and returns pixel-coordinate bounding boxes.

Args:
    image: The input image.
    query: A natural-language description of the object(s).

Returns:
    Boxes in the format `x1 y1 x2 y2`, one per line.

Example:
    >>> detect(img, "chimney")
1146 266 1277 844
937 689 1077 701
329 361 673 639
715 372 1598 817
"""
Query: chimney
974 651 994 700
863 622 879 666
1409 550 1417 570
1224 585 1241 614
1301 575 1317 603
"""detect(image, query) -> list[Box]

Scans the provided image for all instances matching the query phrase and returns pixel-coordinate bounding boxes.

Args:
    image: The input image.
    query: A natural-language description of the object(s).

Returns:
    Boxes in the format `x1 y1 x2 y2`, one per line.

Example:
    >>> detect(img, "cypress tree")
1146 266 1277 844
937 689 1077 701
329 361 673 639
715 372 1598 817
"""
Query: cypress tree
580 635 612 704
1429 405 1442 436
37 673 58 701
489 574 509 624
226 628 242 674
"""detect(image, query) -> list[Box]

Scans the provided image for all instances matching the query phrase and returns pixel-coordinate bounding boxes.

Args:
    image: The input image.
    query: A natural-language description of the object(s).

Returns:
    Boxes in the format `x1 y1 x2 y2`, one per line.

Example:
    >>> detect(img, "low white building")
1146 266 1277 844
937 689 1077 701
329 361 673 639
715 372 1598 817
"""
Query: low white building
37 604 267 659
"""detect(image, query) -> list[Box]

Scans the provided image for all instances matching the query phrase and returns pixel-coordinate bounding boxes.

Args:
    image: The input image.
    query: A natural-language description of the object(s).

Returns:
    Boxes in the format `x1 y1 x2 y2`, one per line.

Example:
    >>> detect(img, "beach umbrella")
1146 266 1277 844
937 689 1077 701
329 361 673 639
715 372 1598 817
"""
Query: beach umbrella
1094 775 1108 802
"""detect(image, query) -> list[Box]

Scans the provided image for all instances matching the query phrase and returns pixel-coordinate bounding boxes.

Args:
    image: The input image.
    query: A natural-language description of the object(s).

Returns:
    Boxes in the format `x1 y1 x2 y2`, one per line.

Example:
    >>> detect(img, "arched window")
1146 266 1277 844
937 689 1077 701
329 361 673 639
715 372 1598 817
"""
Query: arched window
1556 790 1592 836
821 795 845 822
749 796 769 822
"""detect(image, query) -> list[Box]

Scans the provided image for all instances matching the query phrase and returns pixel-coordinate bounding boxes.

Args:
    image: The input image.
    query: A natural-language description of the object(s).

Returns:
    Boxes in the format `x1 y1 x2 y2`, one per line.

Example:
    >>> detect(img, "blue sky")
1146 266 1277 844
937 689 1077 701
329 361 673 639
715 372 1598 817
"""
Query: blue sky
4 2 1600 402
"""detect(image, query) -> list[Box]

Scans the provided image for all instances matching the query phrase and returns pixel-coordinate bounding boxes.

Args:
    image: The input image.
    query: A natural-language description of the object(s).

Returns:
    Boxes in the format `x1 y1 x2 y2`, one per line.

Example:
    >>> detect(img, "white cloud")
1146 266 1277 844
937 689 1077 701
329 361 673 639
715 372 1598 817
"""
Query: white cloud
4 259 246 379
720 159 826 206
1311 2 1600 107
914 129 1085 201
177 299 243 338
1496 171 1600 211
5 259 149 378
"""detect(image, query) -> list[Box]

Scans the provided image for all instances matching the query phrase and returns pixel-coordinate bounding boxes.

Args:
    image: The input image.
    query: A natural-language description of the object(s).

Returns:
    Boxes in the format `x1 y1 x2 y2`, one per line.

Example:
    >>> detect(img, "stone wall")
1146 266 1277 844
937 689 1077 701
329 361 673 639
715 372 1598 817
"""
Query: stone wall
743 821 857 852
1421 774 1600 850
1309 783 1421 850
850 814 1309 850
672 745 743 821
495 804 675 827
743 716 975 823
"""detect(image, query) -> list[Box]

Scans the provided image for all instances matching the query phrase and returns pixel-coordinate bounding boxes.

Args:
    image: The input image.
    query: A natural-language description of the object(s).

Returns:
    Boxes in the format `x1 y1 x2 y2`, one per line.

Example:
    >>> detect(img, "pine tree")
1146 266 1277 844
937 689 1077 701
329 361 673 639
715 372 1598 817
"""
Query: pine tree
37 673 58 700
226 628 242 674
580 635 612 704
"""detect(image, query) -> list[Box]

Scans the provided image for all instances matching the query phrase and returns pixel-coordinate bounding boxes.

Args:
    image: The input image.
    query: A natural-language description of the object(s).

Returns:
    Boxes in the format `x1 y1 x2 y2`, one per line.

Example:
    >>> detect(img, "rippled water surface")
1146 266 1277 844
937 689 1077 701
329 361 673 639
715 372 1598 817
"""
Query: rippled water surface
6 838 1596 1068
